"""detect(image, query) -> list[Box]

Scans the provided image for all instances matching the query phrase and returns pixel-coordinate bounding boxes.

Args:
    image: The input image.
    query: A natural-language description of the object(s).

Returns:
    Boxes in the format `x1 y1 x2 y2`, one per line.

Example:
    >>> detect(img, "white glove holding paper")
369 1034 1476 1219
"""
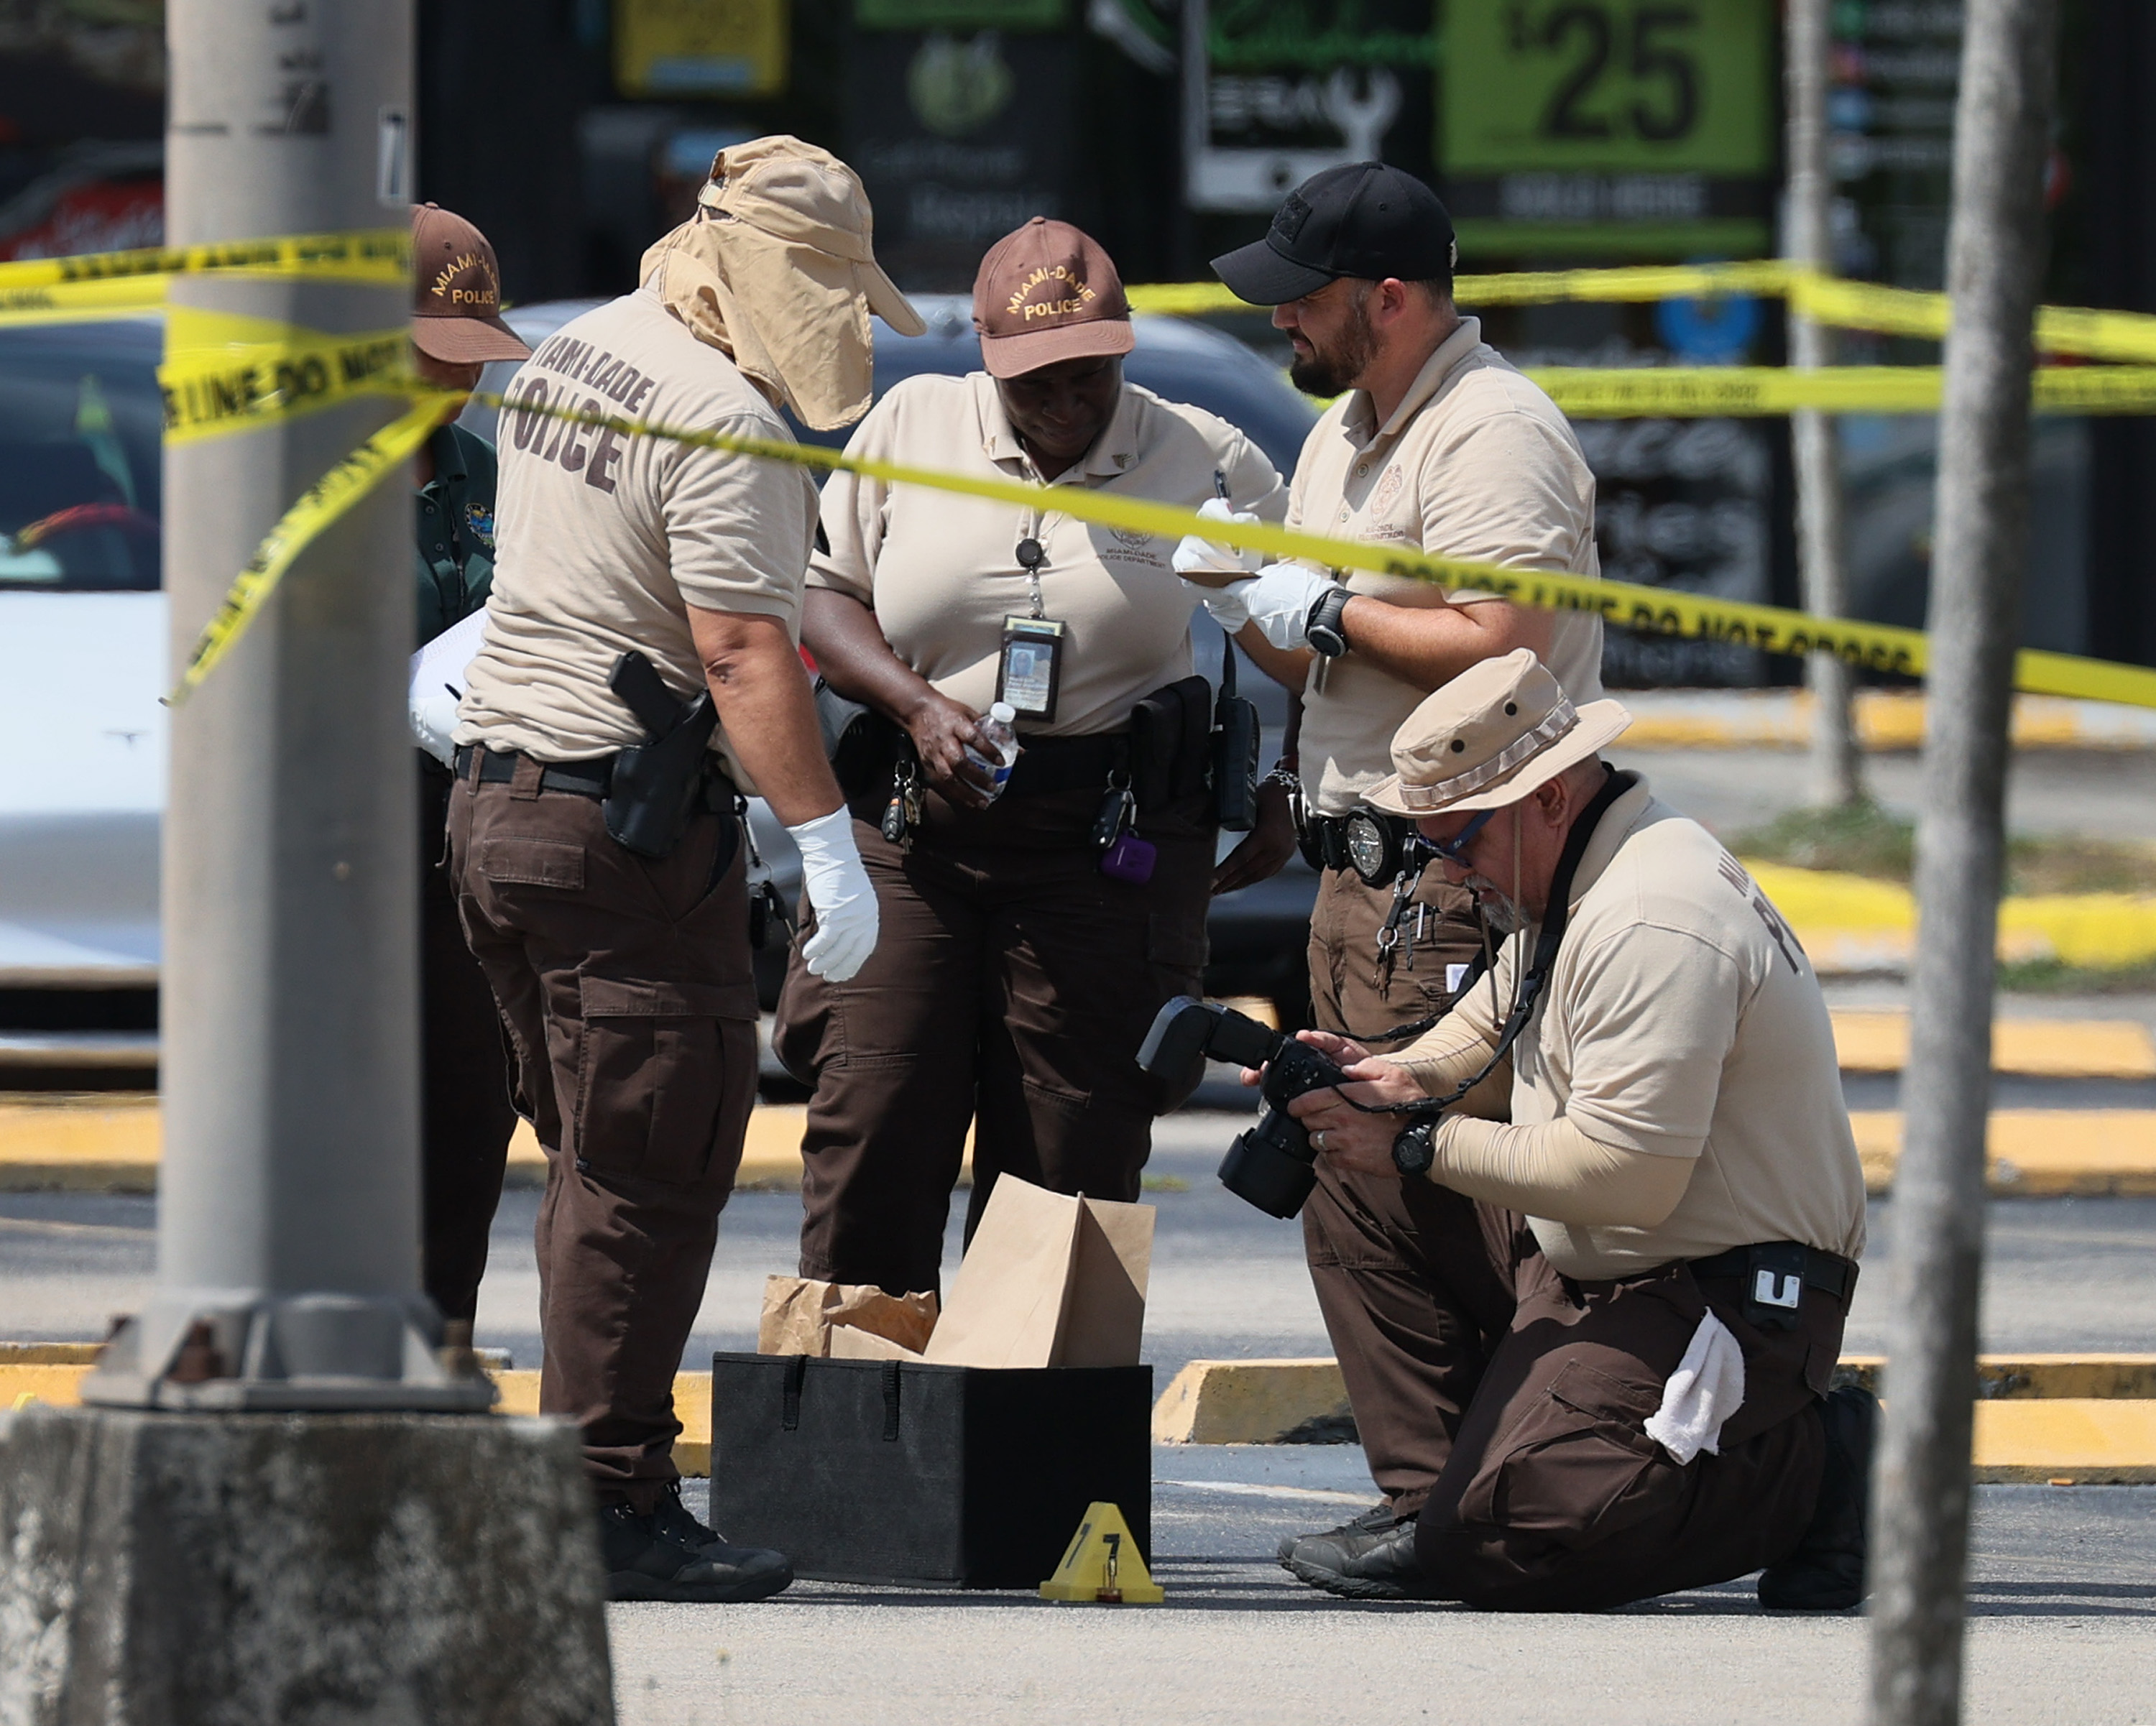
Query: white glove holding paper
789 807 880 982
407 608 489 767
1171 497 1264 581
1184 578 1253 633
1222 563 1343 652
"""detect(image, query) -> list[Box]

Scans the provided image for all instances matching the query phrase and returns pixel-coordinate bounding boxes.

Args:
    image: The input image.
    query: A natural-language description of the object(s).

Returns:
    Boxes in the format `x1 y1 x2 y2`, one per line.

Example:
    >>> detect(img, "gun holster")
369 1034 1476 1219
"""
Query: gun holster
605 650 721 860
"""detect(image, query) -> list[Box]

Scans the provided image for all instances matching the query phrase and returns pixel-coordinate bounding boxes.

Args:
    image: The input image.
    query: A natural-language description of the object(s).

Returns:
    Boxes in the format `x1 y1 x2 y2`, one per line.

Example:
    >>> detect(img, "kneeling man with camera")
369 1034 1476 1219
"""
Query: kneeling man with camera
1272 649 1874 1612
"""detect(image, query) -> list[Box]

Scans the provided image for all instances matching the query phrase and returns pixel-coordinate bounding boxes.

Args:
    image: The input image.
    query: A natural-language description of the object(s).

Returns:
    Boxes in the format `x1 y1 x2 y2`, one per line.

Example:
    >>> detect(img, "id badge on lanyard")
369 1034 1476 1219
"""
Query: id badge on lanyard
998 532 1065 722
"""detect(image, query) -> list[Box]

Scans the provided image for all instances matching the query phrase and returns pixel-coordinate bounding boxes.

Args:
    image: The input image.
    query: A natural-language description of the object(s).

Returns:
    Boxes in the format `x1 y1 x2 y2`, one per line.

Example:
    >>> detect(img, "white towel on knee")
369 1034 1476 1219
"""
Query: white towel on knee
1644 1310 1746 1464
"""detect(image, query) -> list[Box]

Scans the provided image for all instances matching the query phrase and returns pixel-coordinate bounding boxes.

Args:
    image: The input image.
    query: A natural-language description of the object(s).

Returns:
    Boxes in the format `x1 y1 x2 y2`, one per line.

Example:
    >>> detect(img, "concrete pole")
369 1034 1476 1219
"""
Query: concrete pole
82 0 483 1409
1786 0 1864 808
1869 4 2060 1725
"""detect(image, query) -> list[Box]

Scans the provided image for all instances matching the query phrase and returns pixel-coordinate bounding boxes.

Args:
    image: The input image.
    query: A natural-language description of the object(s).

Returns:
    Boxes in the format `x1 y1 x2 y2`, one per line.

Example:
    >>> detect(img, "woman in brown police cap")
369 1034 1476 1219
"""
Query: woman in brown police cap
773 216 1292 1298
403 201 530 1344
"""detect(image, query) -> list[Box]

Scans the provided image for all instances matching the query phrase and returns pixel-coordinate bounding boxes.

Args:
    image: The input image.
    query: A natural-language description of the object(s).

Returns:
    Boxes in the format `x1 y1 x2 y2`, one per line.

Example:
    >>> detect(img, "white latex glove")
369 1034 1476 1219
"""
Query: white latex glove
1230 563 1346 652
409 682 462 768
1184 578 1252 632
1171 497 1264 580
788 807 879 982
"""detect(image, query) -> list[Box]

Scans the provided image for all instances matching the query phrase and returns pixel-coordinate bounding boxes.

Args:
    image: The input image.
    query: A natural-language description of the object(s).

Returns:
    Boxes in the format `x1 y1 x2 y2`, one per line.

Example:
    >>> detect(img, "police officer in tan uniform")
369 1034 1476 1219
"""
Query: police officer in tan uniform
451 137 916 1602
1174 163 1609 1546
1271 651 1874 1612
775 217 1286 1297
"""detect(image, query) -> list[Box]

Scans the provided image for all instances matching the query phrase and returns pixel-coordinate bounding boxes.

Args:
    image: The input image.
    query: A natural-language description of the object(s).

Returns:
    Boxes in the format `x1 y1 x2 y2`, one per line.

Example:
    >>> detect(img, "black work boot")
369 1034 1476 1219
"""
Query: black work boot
599 1482 794 1604
1275 1500 1405 1564
1759 1384 1879 1612
1281 1510 1432 1600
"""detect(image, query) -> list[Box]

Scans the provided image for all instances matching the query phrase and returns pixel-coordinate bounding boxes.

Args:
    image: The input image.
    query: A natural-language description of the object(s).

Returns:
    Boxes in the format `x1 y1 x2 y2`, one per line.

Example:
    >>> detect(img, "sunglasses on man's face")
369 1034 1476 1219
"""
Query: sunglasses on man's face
1427 807 1495 864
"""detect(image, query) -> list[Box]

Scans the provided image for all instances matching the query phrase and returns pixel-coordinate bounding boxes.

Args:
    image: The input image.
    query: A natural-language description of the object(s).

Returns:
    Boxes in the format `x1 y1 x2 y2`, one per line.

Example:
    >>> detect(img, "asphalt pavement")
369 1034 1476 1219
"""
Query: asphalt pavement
614 1467 2156 1726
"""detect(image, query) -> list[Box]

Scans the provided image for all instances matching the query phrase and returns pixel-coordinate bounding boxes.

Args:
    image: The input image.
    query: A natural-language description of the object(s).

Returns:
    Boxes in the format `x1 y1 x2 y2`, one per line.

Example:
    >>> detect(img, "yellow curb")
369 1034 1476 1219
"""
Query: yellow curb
0 1095 160 1192
1830 1010 2156 1078
1152 1359 1350 1444
1623 691 2156 753
505 1107 808 1191
1973 1399 2156 1482
0 1361 721 1477
1153 1357 2156 1446
1835 1356 2156 1399
1851 1109 2156 1196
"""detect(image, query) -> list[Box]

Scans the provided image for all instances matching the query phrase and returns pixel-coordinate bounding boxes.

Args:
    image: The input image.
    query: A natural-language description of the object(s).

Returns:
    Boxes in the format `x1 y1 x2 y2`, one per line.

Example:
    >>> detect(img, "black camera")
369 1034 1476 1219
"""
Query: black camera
1136 996 1346 1218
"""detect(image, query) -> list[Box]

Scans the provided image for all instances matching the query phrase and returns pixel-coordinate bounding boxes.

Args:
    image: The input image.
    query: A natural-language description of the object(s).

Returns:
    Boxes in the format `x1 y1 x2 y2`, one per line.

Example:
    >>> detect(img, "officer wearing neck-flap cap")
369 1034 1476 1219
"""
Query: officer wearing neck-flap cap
448 135 917 1604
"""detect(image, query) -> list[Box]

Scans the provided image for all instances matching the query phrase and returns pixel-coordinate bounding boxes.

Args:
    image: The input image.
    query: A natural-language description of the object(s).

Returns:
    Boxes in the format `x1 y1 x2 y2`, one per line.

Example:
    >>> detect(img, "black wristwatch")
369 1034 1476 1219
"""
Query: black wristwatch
1391 1117 1438 1177
1306 584 1352 657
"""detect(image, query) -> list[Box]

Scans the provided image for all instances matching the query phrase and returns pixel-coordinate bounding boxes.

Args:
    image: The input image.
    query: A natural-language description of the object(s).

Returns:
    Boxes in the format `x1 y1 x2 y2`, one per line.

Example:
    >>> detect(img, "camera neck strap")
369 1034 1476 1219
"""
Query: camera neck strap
1363 765 1637 1118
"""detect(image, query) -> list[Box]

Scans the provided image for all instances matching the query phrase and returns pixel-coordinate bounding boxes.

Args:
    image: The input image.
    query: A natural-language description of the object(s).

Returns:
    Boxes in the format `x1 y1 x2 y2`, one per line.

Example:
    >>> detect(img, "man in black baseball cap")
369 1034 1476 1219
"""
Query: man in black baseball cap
1211 160 1458 309
1174 160 1612 1604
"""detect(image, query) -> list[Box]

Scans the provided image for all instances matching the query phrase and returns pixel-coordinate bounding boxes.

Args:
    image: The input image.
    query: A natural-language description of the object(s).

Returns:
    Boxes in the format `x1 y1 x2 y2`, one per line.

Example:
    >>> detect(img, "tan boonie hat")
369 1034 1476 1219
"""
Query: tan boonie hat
642 135 923 430
410 203 532 365
973 216 1135 379
1365 650 1633 818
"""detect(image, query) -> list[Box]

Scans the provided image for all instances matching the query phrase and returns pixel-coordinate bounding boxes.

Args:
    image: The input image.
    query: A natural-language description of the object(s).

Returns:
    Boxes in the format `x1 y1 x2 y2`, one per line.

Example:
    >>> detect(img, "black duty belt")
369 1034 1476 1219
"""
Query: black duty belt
1690 1241 1858 1330
454 743 613 800
1001 732 1126 800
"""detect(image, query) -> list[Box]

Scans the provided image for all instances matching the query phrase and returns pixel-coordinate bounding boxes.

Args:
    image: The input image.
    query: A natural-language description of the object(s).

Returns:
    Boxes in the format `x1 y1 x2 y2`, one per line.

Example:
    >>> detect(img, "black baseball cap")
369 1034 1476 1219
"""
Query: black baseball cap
1211 162 1457 307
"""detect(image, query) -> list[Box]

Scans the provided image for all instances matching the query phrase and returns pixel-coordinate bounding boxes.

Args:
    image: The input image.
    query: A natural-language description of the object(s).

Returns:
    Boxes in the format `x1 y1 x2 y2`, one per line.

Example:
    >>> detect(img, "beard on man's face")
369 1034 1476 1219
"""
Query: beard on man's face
1287 291 1377 396
1464 876 1526 935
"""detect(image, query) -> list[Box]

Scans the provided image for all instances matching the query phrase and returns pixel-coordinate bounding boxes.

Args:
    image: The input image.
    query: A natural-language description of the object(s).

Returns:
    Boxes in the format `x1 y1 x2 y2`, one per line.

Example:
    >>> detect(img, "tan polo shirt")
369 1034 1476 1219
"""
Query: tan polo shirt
1289 316 1605 815
809 371 1286 737
1403 776 1868 1281
455 286 818 790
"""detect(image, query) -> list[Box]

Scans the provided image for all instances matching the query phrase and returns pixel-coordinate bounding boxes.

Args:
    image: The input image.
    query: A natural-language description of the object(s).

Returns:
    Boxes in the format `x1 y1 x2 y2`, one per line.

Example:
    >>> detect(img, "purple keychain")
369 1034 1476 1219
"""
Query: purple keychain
1100 831 1157 885
1092 781 1156 884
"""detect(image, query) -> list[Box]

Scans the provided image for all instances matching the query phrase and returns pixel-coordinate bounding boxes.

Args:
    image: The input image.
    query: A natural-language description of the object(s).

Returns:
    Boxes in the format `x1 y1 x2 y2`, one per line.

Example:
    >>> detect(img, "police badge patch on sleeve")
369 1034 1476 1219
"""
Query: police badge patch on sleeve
464 501 496 550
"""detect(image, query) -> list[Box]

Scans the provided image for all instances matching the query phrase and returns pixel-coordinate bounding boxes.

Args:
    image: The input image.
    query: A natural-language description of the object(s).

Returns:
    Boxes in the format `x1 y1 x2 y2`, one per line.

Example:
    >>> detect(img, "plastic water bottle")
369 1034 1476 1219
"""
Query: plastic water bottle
965 701 1021 800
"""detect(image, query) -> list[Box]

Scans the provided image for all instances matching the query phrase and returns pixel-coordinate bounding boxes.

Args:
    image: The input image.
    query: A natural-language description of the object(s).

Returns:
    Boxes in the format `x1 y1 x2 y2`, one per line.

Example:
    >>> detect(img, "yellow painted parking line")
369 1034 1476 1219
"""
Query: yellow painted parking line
0 1098 924 1194
1831 1011 2156 1079
1850 1109 2156 1196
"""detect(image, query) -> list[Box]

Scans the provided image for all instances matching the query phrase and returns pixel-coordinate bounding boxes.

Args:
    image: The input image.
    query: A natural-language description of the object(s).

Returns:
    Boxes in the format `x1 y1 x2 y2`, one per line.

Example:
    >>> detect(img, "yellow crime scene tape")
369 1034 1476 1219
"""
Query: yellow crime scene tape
168 381 2156 715
160 308 410 446
168 394 452 702
32 227 2139 711
1130 264 2156 366
1528 363 2156 417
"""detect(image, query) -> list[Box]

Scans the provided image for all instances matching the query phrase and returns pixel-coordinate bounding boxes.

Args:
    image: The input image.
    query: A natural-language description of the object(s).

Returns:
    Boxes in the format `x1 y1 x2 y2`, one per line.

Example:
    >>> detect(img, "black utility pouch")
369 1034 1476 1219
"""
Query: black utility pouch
1210 627 1260 833
604 650 719 860
1741 1241 1812 1332
1127 675 1212 818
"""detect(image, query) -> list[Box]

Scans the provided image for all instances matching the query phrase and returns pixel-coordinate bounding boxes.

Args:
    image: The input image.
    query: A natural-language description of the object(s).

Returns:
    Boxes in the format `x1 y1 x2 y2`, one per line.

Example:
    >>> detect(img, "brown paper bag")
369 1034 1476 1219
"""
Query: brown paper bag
827 1324 926 1362
923 1174 1153 1370
757 1275 939 1357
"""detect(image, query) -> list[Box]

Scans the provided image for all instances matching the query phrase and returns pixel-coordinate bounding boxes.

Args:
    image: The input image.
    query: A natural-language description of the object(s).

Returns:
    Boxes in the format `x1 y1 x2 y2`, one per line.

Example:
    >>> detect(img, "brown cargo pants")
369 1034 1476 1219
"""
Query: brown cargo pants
1303 867 1497 1507
1367 1183 1840 1610
773 786 1214 1296
417 760 518 1324
448 754 758 1505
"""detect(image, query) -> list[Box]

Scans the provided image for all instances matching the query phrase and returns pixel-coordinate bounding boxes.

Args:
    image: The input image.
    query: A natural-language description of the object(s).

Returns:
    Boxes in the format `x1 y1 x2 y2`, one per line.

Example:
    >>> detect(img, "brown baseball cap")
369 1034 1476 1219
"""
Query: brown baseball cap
972 217 1135 379
410 203 533 365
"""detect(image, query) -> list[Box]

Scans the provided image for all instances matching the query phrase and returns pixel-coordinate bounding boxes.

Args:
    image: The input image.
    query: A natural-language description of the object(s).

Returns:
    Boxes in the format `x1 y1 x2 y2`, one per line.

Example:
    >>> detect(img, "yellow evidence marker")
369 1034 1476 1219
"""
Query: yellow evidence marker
1038 1503 1164 1605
